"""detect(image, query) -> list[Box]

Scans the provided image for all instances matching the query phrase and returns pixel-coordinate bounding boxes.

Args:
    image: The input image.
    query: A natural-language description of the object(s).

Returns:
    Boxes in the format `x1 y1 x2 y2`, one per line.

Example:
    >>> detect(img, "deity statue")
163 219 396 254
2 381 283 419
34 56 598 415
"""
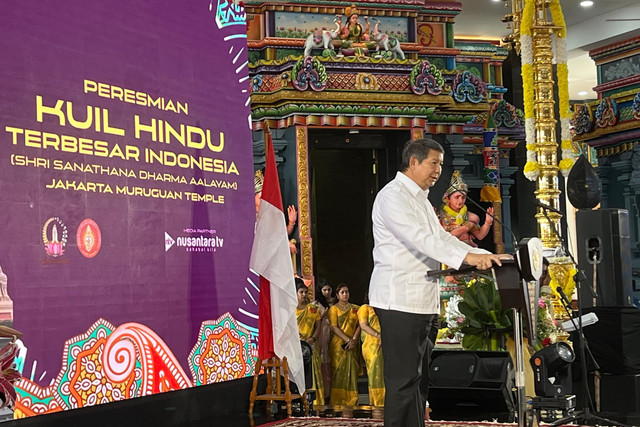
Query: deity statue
438 171 493 247
336 5 371 56
338 5 370 43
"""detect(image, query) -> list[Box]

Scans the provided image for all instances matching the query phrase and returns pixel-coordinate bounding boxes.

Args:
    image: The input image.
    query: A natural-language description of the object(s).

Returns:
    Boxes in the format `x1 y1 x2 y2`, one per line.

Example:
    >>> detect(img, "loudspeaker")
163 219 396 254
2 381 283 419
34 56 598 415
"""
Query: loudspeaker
581 306 640 374
567 155 602 209
576 209 633 307
429 350 515 421
600 372 640 414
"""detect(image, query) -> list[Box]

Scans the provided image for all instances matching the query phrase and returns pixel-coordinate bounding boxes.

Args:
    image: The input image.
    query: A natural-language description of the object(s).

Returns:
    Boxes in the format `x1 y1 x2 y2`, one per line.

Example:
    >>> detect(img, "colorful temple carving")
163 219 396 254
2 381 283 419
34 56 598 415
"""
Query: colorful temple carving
572 35 640 273
247 0 524 282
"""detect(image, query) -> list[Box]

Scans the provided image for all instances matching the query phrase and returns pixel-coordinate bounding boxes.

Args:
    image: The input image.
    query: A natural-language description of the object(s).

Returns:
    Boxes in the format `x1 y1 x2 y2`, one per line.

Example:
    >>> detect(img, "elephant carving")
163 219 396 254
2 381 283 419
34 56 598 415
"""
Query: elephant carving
303 22 340 57
372 19 405 60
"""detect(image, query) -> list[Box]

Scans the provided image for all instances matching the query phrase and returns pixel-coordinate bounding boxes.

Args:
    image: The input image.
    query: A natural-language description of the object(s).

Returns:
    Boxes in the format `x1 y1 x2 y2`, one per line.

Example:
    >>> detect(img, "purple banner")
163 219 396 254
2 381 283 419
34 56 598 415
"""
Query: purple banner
0 0 256 389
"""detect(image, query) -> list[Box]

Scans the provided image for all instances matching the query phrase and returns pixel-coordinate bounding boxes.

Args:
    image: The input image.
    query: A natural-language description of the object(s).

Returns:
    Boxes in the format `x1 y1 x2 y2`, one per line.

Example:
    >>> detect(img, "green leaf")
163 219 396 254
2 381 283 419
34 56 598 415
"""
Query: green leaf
462 333 486 351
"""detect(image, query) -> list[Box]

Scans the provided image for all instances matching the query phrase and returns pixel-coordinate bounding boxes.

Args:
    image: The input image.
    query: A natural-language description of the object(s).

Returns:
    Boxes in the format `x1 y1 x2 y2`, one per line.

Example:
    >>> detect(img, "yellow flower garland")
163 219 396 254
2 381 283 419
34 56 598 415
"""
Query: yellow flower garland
521 0 579 180
520 0 538 181
549 0 579 176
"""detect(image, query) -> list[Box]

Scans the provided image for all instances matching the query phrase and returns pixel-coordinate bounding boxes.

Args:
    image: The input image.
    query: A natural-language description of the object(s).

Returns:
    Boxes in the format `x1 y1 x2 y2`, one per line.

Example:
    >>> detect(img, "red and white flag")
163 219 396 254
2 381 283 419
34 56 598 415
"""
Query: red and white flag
249 134 305 394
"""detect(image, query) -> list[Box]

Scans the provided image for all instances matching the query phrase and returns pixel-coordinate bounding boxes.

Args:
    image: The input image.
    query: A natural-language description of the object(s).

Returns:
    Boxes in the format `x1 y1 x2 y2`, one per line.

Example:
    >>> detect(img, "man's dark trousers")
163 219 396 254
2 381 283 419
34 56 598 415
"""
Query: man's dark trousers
376 308 437 427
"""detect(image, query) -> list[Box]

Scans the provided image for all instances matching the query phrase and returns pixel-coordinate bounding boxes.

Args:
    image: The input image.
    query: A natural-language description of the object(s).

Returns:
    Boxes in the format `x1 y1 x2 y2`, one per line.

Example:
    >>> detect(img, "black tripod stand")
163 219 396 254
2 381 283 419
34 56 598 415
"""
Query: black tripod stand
537 207 628 427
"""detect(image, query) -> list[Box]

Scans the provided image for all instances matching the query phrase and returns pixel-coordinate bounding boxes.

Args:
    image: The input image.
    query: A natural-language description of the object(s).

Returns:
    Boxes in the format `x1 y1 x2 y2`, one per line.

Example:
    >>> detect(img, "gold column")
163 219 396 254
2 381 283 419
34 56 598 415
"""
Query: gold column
531 1 562 248
482 61 491 84
495 63 503 87
295 125 314 281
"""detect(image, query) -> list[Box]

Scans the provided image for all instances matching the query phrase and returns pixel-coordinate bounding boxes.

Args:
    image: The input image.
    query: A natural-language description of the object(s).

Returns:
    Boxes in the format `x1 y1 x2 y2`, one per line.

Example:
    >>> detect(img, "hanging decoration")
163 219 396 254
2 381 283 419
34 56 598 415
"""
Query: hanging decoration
549 0 579 177
521 0 579 180
520 0 538 181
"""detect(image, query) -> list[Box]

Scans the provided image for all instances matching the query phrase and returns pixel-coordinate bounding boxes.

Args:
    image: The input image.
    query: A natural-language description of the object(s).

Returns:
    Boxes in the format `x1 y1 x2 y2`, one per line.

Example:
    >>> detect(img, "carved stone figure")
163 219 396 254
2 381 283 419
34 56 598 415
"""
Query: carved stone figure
304 22 340 57
372 19 405 60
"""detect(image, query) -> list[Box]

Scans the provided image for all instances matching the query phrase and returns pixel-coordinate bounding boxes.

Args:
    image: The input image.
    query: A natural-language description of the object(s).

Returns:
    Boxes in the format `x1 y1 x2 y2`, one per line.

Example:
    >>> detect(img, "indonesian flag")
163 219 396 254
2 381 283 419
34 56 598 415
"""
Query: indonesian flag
249 134 305 394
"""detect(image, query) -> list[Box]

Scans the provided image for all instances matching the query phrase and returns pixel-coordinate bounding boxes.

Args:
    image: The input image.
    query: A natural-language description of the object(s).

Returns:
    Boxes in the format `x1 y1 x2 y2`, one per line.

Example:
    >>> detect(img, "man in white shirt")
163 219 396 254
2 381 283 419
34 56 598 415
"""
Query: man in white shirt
369 138 508 427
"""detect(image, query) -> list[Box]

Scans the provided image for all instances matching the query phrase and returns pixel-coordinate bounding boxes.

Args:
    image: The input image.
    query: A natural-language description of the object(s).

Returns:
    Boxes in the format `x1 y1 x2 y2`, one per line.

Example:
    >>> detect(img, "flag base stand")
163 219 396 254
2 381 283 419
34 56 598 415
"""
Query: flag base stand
249 356 310 417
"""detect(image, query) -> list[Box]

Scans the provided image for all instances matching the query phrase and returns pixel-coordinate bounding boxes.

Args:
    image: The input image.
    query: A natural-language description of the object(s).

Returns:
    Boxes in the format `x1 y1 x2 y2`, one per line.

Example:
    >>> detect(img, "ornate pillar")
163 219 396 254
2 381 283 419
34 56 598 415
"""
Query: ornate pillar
613 153 639 259
495 63 503 87
531 2 561 248
500 164 519 253
482 61 491 84
254 129 287 168
447 140 471 172
295 125 314 282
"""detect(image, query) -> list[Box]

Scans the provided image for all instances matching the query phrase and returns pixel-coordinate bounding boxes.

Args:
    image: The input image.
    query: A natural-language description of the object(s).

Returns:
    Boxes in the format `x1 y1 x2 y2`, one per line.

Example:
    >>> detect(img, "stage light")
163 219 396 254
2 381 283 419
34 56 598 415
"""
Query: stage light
530 342 575 397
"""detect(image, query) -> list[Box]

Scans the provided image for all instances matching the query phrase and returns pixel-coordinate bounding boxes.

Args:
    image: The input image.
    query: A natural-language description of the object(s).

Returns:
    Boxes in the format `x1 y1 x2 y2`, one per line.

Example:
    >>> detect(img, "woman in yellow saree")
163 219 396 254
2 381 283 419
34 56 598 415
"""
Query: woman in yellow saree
328 283 361 406
295 279 324 406
357 301 384 407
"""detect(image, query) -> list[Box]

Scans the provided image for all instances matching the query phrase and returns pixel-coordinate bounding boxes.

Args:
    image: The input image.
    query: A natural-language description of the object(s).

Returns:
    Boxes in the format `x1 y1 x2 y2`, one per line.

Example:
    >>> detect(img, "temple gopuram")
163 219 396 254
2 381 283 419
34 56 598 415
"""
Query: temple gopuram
247 0 524 293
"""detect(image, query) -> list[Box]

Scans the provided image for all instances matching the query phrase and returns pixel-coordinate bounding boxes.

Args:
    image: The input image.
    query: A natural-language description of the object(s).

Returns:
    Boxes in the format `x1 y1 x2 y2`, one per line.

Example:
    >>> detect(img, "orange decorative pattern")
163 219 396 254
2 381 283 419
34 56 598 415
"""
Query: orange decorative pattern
13 380 61 418
377 75 410 91
328 73 357 90
15 318 211 418
188 312 254 386
68 333 135 406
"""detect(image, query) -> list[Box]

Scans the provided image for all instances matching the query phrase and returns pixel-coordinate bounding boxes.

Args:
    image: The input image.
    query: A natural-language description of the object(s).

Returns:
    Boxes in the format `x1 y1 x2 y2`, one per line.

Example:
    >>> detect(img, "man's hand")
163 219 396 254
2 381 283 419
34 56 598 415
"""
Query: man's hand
463 252 512 270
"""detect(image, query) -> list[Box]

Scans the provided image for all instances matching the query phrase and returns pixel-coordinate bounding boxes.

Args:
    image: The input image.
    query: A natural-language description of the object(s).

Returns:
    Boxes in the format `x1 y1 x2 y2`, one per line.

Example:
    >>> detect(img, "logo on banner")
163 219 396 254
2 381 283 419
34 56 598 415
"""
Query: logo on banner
77 219 102 258
165 229 224 252
165 232 176 252
43 217 68 257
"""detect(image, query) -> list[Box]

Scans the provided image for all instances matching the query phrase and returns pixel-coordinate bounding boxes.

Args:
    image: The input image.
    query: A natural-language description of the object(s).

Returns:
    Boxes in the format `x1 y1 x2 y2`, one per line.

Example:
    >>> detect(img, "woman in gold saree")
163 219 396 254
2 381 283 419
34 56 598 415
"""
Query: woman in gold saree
357 300 384 407
295 279 324 405
328 283 361 406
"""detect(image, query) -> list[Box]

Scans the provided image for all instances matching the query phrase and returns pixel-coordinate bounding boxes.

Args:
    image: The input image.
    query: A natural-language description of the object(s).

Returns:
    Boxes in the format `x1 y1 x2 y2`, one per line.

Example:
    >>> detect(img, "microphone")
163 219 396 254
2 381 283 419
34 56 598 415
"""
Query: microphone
556 286 572 307
447 184 519 252
536 201 563 215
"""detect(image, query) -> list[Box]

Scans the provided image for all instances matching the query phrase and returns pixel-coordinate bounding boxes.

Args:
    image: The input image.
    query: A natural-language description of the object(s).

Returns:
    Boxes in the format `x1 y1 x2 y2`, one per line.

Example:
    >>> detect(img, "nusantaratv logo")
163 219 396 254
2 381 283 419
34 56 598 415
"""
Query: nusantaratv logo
164 232 224 252
165 232 176 252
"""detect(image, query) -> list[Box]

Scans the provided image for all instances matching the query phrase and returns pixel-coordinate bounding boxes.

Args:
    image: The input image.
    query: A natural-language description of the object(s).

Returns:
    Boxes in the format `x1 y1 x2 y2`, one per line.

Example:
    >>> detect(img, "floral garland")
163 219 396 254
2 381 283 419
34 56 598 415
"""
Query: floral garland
521 0 579 181
549 0 579 176
520 0 538 180
537 293 558 347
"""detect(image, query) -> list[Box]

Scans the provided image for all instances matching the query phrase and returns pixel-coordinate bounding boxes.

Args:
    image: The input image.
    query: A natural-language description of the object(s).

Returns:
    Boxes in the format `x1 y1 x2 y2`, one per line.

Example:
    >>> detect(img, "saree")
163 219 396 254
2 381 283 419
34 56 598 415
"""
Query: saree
296 303 324 405
328 303 361 406
357 304 385 407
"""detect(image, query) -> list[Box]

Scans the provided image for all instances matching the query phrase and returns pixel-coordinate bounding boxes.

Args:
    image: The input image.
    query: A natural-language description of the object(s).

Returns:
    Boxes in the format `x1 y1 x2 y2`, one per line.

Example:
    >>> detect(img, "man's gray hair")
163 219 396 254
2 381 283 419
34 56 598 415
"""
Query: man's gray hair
400 138 444 171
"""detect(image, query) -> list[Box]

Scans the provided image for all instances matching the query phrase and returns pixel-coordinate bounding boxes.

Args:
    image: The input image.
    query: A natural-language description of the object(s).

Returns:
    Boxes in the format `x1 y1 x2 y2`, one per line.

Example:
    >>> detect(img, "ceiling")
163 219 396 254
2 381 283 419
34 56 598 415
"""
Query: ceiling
454 0 640 101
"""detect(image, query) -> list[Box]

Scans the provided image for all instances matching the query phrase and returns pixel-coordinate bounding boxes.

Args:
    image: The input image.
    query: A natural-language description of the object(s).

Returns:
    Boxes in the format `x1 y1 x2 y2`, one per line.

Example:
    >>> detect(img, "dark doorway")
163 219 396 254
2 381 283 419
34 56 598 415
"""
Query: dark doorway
308 129 409 304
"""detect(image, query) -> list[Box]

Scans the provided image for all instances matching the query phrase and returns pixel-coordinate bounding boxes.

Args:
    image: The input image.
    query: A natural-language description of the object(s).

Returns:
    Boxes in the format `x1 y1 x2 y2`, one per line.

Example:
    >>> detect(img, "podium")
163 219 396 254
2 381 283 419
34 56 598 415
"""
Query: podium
429 238 544 427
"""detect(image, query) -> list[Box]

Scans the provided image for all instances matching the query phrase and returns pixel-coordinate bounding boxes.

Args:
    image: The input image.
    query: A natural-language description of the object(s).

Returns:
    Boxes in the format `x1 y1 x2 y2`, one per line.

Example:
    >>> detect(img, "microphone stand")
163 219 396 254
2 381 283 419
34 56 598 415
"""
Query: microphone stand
448 184 528 425
538 207 628 427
